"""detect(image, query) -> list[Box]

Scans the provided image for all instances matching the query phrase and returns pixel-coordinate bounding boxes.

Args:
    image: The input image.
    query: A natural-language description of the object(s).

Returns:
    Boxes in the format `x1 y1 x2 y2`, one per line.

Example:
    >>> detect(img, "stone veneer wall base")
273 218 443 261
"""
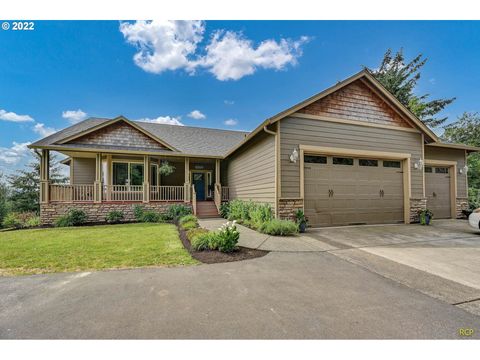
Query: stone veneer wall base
40 202 190 226
456 197 469 219
278 198 304 221
409 198 427 223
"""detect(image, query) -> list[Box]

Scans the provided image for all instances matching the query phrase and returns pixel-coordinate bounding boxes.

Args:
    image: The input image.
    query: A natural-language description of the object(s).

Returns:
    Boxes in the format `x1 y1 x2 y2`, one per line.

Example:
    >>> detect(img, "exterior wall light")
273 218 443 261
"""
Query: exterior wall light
290 147 299 163
459 165 469 174
414 159 424 170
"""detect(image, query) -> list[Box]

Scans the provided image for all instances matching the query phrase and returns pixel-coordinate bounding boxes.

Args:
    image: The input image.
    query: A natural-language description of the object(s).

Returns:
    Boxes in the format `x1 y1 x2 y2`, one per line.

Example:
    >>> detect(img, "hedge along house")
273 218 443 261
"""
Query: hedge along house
30 70 479 226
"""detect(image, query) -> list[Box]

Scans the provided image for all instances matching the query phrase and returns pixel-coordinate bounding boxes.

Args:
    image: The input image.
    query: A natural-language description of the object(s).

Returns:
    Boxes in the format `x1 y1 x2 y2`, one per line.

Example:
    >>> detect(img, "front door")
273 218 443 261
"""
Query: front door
192 172 206 200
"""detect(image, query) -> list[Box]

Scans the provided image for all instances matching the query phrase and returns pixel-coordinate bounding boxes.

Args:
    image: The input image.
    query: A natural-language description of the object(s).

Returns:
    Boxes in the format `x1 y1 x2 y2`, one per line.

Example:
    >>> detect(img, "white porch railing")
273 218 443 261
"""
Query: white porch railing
221 186 230 202
50 184 94 202
102 185 143 202
150 185 184 201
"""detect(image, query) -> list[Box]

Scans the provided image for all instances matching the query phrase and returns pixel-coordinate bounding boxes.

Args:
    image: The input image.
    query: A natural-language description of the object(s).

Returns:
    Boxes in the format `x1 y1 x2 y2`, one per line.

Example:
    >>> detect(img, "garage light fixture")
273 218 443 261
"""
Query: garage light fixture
414 159 424 170
459 165 469 174
290 147 299 163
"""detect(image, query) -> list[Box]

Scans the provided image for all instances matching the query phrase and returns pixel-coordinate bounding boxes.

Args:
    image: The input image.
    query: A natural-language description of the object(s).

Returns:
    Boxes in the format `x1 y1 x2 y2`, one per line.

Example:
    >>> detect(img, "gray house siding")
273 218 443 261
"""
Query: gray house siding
425 146 468 197
280 116 424 198
226 132 276 207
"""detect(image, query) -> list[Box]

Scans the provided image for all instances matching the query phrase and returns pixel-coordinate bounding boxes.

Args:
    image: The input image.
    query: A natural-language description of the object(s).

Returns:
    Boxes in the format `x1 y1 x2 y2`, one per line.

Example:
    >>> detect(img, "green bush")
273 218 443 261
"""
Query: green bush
181 221 197 230
187 227 209 242
216 221 240 252
191 231 218 251
105 210 124 224
141 211 161 223
179 214 198 226
25 215 40 228
219 202 230 218
259 219 298 236
228 199 254 222
2 213 23 229
167 204 192 220
55 209 87 227
227 200 273 228
249 204 273 229
133 205 145 221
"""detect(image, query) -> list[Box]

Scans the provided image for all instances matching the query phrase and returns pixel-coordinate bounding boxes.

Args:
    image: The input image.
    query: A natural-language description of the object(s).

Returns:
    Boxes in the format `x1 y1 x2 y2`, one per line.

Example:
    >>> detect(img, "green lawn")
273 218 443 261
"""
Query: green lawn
0 223 198 276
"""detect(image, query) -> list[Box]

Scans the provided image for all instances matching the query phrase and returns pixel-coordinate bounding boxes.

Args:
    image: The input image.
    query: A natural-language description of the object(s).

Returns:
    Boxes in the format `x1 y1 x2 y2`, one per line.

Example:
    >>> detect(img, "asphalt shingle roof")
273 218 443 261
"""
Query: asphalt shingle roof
30 117 250 157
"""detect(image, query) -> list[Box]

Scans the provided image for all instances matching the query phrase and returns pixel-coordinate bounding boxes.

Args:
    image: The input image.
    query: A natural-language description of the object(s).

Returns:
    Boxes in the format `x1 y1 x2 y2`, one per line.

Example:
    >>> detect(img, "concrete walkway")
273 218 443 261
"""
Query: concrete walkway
198 218 334 252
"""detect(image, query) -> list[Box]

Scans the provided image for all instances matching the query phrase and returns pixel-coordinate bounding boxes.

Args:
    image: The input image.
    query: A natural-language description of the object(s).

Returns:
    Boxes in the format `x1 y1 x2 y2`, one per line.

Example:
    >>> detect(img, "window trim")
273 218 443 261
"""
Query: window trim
111 160 144 186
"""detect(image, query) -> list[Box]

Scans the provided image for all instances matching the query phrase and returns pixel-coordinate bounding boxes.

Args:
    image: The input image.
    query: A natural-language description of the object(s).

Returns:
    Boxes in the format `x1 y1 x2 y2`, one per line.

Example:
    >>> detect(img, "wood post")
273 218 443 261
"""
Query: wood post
143 155 150 203
215 159 221 186
39 149 50 204
94 153 102 203
106 154 112 201
184 157 190 202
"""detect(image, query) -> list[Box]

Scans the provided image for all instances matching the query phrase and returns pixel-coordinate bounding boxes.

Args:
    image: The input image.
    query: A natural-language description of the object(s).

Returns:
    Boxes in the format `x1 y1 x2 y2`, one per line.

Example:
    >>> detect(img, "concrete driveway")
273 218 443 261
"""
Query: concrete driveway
1 251 479 339
306 220 480 315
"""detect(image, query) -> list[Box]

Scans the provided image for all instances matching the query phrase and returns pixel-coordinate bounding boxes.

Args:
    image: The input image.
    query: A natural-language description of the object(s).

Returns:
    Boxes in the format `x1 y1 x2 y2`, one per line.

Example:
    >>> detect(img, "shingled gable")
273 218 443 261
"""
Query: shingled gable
225 69 439 157
57 116 177 151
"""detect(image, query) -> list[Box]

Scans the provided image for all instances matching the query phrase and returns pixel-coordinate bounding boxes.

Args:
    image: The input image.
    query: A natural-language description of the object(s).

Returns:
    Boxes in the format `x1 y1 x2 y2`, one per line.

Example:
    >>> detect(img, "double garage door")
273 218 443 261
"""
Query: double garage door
304 154 404 227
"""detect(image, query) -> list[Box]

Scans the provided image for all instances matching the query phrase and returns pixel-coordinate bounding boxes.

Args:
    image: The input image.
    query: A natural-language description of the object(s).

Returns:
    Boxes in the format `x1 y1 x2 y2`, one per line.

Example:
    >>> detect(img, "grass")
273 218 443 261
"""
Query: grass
0 223 198 276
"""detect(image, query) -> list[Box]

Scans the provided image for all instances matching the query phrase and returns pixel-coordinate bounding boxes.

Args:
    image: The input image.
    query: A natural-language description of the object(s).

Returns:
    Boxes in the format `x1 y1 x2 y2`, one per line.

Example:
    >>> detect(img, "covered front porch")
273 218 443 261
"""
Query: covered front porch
39 150 230 215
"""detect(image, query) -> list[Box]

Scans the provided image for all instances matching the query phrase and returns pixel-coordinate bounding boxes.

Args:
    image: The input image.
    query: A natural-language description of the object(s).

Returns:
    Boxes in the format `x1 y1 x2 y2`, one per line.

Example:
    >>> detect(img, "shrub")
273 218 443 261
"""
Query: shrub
133 205 145 221
55 209 87 227
187 227 209 242
179 214 198 226
2 213 23 229
219 202 230 218
228 199 254 222
141 211 161 223
259 219 298 236
105 210 124 224
191 232 218 251
166 204 192 221
181 221 197 230
25 216 40 228
215 221 240 252
249 204 273 229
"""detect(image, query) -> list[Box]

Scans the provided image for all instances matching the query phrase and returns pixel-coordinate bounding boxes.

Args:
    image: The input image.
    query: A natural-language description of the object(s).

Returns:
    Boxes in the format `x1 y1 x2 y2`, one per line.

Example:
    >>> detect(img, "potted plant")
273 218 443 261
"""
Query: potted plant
294 209 308 233
418 209 434 225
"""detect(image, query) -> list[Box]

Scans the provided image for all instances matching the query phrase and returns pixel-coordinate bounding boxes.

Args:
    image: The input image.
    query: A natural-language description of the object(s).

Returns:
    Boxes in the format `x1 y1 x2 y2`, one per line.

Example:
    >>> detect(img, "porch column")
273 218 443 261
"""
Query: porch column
184 157 190 202
215 159 221 186
106 154 112 201
39 149 50 204
94 153 102 203
143 155 150 203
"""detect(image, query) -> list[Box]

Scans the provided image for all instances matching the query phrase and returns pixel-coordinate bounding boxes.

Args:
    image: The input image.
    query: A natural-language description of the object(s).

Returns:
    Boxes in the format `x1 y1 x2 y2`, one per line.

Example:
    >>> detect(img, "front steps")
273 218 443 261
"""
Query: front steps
196 201 220 218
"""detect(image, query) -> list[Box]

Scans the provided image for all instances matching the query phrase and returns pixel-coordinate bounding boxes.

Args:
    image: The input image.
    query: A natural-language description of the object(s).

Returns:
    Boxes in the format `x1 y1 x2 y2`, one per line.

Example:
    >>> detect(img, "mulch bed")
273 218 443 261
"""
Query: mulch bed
178 227 269 264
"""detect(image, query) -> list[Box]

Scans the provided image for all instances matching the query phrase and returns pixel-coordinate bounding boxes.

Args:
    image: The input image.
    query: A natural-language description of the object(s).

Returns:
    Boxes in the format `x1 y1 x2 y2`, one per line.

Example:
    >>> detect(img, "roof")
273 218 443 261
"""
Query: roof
30 117 249 157
225 69 440 157
425 142 480 153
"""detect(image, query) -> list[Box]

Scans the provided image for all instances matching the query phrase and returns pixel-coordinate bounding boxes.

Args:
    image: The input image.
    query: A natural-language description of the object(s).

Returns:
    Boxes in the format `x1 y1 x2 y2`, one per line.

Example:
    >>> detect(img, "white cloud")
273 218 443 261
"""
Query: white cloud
187 110 206 120
201 31 310 81
120 20 205 74
62 109 88 124
0 142 31 164
224 100 235 105
136 116 184 126
33 123 57 137
120 21 309 81
224 118 238 126
0 109 34 122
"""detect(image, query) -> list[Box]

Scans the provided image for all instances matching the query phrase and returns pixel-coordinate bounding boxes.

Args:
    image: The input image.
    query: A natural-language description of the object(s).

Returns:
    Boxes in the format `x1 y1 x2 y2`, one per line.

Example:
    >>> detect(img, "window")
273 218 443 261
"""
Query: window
359 159 378 167
304 155 327 164
435 167 449 174
383 160 401 168
333 157 353 165
113 163 128 185
130 164 144 185
424 166 432 173
150 164 158 186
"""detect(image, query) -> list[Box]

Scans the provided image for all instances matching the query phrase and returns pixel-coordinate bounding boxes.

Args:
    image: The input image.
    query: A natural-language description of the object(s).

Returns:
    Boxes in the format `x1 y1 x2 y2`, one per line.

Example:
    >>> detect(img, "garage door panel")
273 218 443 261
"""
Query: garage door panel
304 154 404 227
425 168 451 219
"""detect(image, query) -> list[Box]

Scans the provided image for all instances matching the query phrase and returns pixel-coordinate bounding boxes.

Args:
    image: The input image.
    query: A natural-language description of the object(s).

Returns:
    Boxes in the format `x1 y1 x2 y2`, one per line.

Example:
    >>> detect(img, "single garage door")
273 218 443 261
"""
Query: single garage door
304 154 404 227
425 166 451 219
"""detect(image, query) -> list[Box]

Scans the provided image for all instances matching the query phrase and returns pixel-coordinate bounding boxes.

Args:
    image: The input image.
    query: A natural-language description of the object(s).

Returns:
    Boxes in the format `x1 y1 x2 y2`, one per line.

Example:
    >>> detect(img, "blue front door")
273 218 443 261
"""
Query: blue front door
192 172 205 200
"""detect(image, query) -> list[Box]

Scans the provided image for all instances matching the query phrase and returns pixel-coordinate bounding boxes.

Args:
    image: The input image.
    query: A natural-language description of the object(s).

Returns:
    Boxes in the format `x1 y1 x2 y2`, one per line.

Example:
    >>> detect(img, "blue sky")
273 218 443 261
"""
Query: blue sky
1 20 480 174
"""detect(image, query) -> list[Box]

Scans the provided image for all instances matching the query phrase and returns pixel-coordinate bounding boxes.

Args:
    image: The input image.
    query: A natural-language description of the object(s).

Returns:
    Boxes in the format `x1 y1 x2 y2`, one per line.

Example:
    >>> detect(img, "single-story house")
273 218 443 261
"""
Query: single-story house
29 70 479 226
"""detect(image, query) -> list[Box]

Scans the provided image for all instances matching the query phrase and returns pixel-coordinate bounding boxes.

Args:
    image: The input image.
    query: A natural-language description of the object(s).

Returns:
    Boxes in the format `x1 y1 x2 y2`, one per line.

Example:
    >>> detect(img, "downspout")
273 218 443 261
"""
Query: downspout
263 125 276 136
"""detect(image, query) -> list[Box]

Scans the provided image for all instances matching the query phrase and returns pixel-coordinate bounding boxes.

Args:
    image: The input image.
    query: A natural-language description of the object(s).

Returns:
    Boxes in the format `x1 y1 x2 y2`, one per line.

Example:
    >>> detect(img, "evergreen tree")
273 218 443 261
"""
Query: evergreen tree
0 173 9 226
7 154 68 214
368 49 455 127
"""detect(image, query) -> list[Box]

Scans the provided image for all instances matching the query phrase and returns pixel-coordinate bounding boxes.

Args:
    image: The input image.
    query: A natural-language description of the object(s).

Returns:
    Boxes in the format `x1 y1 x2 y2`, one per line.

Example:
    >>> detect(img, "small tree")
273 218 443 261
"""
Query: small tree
0 173 9 226
368 49 456 127
7 153 68 214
